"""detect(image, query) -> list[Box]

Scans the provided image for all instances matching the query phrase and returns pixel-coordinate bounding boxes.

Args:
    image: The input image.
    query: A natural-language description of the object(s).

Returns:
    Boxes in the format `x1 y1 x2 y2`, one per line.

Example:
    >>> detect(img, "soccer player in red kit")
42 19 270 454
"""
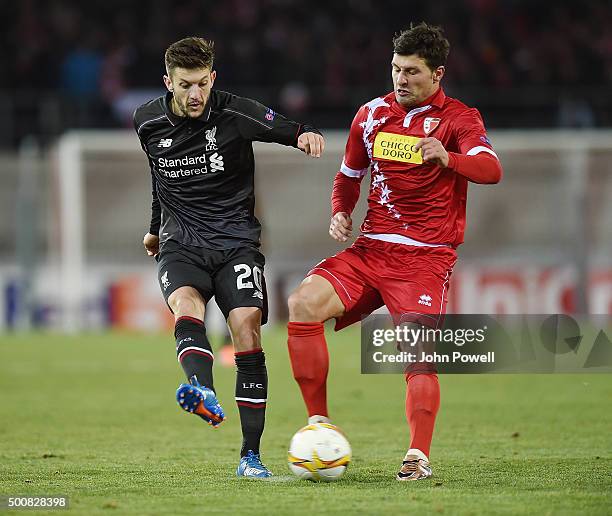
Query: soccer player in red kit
287 23 502 481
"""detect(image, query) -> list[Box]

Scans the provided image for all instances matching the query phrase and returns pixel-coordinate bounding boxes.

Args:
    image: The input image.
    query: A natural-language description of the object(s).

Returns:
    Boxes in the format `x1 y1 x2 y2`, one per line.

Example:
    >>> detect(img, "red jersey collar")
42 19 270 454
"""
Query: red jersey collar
421 87 446 108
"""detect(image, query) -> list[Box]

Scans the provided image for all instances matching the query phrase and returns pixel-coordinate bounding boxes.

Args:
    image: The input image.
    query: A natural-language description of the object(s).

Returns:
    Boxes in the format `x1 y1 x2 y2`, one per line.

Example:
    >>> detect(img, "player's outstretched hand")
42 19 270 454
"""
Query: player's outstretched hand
143 232 160 257
329 212 352 242
297 132 325 158
414 137 449 167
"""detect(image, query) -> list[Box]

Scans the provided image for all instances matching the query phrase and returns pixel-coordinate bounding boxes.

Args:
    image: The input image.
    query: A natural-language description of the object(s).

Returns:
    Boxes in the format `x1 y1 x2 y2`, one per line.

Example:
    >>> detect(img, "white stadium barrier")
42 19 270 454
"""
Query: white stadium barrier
47 130 612 332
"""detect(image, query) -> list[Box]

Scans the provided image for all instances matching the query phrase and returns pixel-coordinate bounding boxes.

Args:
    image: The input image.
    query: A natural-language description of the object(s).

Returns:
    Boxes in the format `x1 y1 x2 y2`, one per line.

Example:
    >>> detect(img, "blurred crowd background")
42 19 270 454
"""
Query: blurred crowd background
2 0 612 148
2 0 611 330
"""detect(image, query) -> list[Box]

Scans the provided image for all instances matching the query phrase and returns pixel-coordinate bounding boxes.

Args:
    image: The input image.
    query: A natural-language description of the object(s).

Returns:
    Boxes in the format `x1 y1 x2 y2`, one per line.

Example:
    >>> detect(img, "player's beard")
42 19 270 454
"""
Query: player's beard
186 100 205 118
395 89 418 108
173 96 204 118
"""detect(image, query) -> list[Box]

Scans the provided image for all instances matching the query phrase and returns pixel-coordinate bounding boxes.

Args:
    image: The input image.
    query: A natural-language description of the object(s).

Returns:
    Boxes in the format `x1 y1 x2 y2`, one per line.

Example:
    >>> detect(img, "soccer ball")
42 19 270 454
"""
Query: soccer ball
287 423 351 481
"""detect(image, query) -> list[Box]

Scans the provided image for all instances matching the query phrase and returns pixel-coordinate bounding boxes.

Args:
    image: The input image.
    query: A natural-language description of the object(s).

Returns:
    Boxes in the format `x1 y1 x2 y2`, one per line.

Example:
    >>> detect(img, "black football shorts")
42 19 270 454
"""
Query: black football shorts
156 239 268 323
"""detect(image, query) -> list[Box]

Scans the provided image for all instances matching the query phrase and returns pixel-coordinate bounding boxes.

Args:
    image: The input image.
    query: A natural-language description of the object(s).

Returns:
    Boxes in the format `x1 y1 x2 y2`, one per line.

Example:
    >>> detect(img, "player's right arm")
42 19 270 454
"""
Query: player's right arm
133 108 161 257
143 161 160 256
329 106 370 242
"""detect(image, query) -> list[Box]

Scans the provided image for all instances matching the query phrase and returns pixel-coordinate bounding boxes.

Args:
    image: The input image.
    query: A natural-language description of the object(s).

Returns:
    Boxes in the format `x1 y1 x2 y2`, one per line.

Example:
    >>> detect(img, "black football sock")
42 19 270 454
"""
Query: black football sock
175 316 215 392
235 349 268 457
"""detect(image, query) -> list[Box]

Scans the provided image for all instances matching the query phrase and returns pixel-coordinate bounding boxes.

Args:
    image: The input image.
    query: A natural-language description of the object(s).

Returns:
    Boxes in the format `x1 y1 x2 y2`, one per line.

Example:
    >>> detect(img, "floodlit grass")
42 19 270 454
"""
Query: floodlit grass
1 327 610 514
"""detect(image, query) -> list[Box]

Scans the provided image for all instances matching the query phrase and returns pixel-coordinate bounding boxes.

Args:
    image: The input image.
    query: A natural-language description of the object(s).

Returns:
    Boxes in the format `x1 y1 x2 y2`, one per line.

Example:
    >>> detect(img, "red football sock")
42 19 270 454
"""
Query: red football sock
287 322 329 417
405 372 440 458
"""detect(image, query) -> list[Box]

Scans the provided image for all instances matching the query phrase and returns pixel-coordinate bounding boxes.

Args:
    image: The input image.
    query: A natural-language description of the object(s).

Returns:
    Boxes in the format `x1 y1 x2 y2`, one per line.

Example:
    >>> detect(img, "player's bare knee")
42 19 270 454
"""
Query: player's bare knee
231 320 261 351
288 288 321 322
289 281 343 322
168 287 205 319
228 307 262 352
232 327 261 352
172 297 202 318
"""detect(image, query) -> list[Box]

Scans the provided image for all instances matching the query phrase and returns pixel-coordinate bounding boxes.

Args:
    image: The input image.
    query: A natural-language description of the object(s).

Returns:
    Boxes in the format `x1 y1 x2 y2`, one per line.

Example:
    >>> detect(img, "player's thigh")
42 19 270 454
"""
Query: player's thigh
379 247 456 328
375 247 456 375
304 250 384 329
213 247 268 324
288 274 346 322
156 243 214 317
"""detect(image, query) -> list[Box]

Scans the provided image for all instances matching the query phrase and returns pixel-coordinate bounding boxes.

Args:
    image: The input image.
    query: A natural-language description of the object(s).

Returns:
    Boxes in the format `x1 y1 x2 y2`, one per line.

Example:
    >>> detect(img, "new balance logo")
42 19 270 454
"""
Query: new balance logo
209 152 224 172
252 291 263 299
418 294 432 307
158 138 173 148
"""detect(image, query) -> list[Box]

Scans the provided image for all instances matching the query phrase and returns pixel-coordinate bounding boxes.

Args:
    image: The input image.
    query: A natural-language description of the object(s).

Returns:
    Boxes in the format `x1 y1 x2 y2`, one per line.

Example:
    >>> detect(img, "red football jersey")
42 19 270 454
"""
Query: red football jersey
340 88 497 248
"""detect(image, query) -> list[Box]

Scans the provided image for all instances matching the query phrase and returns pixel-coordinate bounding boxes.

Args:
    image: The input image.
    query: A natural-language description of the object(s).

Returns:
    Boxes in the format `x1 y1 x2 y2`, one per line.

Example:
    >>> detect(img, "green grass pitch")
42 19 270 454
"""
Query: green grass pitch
1 326 610 515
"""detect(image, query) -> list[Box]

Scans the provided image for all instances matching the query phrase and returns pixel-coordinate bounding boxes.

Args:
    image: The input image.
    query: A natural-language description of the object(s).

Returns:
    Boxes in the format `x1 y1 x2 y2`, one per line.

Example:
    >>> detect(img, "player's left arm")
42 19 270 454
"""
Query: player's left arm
415 108 503 184
232 96 324 157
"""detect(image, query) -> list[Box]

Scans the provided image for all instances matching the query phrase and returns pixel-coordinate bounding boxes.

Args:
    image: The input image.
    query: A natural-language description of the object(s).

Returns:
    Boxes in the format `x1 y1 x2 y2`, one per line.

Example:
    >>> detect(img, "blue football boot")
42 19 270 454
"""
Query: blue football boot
236 450 273 478
176 375 225 427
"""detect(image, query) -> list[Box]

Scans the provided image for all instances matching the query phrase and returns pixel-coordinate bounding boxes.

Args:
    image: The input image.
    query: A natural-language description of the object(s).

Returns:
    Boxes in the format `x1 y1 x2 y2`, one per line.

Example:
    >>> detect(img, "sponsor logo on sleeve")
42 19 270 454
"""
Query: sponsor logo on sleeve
265 108 275 121
480 135 492 146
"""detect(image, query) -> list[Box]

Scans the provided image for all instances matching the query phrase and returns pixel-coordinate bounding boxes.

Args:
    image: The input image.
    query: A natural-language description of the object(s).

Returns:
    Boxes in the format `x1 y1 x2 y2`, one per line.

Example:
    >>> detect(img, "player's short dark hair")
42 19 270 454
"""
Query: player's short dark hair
392 23 450 70
165 37 215 73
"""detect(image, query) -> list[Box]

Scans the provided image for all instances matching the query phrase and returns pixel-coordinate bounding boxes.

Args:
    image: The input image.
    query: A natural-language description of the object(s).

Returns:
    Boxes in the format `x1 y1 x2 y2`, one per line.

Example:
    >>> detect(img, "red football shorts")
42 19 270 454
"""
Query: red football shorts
307 236 457 331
